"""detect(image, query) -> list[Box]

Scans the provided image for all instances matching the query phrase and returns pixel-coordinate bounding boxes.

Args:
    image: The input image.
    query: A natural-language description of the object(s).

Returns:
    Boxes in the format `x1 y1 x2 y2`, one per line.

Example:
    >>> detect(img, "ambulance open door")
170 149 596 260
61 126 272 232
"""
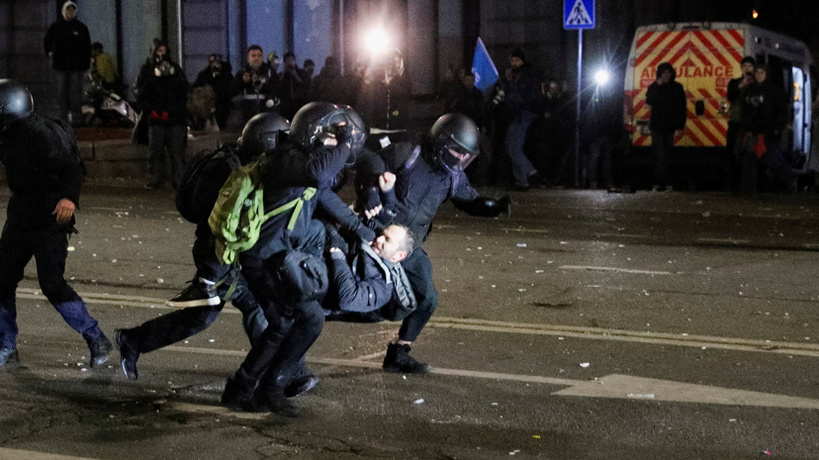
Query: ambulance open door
792 66 811 162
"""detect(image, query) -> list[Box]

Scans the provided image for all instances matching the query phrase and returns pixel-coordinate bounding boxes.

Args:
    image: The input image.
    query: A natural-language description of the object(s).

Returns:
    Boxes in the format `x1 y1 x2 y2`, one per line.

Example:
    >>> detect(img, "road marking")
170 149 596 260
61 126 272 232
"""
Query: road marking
16 288 819 358
500 227 551 234
158 347 819 410
0 448 100 460
552 374 819 409
558 265 674 275
594 233 651 239
696 238 751 245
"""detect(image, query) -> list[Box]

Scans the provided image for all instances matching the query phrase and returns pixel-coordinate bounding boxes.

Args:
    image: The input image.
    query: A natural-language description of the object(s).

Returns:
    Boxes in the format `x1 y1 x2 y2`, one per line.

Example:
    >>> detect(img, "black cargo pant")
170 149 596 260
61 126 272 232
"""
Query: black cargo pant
0 223 104 349
232 220 326 389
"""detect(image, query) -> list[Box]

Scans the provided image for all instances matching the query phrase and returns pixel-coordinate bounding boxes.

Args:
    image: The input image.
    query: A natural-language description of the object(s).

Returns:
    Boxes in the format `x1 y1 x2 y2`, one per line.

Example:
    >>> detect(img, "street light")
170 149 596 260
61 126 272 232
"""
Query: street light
594 69 611 86
363 27 390 60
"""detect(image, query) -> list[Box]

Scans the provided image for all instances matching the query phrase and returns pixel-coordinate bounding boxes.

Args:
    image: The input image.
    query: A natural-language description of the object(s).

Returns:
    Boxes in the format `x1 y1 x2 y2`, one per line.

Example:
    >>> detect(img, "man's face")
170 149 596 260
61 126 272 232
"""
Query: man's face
547 81 559 96
64 6 77 21
461 74 475 89
305 64 315 76
659 69 672 84
247 49 264 69
371 225 408 263
755 68 767 84
741 62 755 77
510 56 523 70
154 46 167 60
285 56 296 69
209 55 222 72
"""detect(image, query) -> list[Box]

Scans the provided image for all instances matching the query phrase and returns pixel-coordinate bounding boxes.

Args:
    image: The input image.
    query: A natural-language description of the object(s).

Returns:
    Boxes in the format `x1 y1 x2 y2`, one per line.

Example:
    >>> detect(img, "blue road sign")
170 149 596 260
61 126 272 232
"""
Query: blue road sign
564 0 595 29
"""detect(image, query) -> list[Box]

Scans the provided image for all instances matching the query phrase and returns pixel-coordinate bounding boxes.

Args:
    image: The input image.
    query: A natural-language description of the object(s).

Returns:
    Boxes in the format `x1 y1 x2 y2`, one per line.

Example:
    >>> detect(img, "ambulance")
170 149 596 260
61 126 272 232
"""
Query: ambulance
623 22 814 187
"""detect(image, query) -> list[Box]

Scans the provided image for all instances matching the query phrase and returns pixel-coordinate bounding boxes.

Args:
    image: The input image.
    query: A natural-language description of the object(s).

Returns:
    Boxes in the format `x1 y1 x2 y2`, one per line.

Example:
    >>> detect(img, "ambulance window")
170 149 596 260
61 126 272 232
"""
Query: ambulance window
766 55 790 91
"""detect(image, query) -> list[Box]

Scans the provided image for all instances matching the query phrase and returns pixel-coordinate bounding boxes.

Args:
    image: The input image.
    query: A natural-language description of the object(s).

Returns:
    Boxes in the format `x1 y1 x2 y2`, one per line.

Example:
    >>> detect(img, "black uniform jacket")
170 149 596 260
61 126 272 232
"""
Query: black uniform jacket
0 114 83 231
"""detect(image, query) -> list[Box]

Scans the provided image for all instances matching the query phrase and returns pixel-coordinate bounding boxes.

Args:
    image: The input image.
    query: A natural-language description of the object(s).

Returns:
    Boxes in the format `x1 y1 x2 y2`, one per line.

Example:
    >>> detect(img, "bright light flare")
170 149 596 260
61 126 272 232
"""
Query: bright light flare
594 69 611 86
363 27 390 56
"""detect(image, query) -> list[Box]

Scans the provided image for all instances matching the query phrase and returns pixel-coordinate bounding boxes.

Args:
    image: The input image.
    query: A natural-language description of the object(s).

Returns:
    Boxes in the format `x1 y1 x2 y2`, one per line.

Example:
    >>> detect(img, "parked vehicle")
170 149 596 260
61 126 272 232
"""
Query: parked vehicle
623 22 814 188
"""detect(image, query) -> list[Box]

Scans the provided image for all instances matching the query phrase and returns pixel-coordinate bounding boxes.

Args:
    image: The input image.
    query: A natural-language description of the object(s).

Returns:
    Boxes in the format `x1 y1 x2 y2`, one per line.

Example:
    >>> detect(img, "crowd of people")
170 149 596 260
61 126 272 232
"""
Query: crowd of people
1 0 806 417
0 71 511 414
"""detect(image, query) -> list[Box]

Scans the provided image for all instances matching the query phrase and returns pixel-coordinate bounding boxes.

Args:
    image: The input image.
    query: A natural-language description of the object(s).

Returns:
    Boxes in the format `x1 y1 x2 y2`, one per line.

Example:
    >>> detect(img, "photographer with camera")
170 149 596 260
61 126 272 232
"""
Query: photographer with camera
725 56 756 192
192 54 233 130
136 42 189 190
231 45 280 128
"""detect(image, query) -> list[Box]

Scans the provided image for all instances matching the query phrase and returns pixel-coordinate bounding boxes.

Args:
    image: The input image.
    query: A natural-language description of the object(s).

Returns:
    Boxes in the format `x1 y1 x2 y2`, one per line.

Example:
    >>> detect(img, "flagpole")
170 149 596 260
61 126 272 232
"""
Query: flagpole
575 28 582 187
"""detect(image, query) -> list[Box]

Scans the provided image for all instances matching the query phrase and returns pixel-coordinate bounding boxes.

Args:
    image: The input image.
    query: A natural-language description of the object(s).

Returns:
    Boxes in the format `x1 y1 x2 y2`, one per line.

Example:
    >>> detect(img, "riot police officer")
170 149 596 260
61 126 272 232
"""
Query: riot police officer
114 113 291 381
0 79 111 368
221 102 373 412
355 113 511 373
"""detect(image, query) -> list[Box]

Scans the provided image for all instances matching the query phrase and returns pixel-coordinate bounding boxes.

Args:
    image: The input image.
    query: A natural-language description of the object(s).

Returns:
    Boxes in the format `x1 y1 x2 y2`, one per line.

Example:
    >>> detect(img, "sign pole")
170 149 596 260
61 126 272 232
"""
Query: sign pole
575 29 582 187
564 0 593 187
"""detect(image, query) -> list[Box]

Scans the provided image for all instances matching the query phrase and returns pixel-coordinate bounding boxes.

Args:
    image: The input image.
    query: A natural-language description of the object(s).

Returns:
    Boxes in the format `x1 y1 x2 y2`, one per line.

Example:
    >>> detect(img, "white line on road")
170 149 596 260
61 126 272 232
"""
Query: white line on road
159 346 819 410
696 238 752 245
16 288 819 358
558 265 674 275
500 227 551 234
0 448 100 460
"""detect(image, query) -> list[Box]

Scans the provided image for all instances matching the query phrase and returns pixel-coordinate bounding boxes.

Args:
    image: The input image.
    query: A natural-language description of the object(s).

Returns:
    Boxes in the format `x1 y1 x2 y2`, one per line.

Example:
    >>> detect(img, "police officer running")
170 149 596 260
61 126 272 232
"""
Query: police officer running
113 113 290 381
0 80 111 368
355 113 511 373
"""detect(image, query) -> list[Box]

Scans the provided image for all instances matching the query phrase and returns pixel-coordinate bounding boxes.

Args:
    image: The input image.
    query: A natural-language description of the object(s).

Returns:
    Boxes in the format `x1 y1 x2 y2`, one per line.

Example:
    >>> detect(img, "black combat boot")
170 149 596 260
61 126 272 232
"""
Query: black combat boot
114 329 140 380
382 343 429 374
251 382 299 416
87 334 112 368
220 371 257 411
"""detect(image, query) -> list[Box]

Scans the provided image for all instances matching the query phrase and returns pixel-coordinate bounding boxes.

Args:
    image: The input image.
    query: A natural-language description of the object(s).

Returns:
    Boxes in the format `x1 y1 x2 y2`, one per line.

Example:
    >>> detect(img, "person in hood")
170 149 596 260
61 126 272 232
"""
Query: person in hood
43 1 91 125
136 41 189 189
645 62 687 191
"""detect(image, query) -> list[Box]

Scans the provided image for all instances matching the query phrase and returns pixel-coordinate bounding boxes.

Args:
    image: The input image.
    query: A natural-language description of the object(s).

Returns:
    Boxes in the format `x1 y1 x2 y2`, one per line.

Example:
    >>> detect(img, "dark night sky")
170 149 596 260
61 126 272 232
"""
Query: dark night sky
708 1 819 48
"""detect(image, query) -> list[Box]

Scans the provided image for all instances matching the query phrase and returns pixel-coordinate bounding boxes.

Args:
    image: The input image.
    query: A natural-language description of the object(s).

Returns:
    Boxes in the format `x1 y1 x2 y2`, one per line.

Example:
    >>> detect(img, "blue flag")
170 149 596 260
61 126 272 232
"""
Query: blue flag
471 37 498 93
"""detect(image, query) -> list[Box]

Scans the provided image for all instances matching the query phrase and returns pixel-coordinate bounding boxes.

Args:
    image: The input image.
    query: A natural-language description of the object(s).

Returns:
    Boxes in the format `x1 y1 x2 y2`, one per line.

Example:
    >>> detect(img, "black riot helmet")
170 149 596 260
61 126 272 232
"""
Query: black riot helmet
238 112 290 158
0 79 34 128
290 101 367 161
429 113 479 173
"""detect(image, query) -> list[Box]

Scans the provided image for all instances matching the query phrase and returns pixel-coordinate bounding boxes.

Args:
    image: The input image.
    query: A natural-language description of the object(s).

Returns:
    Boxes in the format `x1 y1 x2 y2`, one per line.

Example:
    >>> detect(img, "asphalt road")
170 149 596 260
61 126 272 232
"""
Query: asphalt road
0 181 817 459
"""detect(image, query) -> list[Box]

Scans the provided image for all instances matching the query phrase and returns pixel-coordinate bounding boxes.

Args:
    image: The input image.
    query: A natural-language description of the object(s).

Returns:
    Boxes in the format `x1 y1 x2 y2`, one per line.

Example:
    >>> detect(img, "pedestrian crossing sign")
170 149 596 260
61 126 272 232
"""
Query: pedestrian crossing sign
564 0 595 29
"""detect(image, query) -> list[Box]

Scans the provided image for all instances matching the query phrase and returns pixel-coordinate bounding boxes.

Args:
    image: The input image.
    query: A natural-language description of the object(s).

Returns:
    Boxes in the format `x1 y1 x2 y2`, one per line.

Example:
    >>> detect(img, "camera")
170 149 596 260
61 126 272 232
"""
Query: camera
251 72 266 91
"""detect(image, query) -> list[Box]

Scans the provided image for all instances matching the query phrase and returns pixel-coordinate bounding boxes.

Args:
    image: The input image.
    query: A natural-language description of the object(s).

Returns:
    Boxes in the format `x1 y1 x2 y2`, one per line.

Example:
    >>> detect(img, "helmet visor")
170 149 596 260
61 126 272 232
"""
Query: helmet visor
258 130 279 151
440 144 476 172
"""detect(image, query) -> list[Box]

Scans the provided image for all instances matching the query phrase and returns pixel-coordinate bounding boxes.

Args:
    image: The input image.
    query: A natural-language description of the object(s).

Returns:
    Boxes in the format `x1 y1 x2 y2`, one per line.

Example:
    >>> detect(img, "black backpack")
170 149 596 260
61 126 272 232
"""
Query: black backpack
176 145 242 224
42 117 86 178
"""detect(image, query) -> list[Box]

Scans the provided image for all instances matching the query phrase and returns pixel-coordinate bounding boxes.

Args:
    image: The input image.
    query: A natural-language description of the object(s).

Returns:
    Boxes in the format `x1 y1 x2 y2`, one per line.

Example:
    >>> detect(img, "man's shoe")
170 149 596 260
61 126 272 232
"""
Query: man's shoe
0 347 19 367
221 374 257 411
252 385 300 416
114 329 140 380
383 343 429 374
87 335 112 368
284 374 320 398
168 281 220 308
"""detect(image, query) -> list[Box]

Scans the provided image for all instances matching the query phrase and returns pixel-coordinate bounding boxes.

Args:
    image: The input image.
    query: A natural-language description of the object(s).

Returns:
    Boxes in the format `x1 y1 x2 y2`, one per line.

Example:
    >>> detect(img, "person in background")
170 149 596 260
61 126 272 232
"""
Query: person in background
91 42 119 90
496 48 542 191
136 42 189 189
725 56 756 192
645 61 686 192
43 1 91 125
193 53 233 130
